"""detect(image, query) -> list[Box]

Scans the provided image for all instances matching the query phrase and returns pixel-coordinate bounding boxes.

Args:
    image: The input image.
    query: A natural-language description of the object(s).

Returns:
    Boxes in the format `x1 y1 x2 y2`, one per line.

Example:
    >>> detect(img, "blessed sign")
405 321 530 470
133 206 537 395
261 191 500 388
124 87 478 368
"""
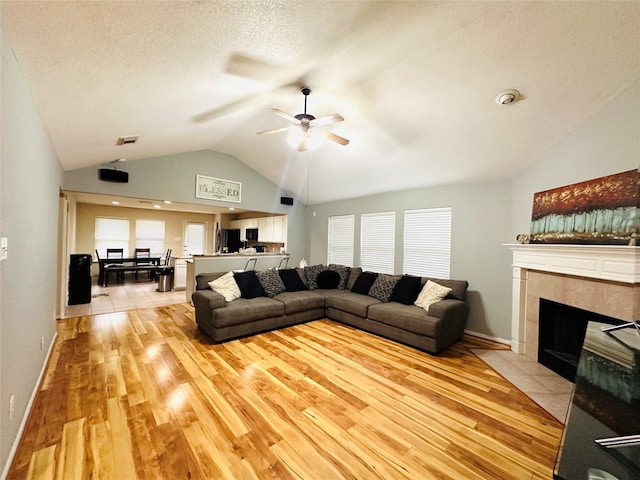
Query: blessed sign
195 175 241 203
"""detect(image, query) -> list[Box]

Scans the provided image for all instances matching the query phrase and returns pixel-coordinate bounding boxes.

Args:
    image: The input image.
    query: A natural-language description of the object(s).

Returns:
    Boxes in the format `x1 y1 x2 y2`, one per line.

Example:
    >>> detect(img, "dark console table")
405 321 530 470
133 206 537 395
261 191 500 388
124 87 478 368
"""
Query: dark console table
554 321 640 480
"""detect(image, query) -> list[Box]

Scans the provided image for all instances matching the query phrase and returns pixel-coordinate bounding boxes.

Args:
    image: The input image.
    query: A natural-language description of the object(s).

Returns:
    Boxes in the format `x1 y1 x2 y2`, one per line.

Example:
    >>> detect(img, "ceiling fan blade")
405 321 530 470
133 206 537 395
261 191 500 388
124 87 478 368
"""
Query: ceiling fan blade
323 131 350 146
256 126 291 136
270 108 301 124
310 113 344 128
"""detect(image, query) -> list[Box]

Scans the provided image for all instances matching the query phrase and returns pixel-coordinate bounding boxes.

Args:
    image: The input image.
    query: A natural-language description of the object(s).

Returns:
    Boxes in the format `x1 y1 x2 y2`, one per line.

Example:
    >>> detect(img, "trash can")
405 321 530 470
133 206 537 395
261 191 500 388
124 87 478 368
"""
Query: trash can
156 266 174 292
68 253 92 304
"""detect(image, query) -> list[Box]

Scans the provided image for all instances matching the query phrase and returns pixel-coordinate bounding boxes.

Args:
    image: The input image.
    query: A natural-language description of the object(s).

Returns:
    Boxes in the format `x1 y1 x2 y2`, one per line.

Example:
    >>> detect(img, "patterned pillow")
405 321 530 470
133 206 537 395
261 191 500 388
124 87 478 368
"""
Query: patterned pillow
208 271 241 302
414 280 452 311
304 264 325 290
368 274 400 302
328 264 350 289
256 269 287 298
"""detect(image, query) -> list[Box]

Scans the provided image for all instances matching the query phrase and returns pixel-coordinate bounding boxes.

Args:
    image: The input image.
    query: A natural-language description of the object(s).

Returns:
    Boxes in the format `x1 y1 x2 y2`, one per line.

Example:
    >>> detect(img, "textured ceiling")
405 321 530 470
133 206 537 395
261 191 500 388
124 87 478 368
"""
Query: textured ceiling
2 1 639 204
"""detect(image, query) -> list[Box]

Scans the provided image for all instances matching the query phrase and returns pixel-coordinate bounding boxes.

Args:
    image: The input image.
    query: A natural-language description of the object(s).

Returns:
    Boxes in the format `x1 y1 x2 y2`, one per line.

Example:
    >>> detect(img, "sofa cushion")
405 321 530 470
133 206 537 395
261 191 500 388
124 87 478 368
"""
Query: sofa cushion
208 271 241 302
196 272 226 290
274 291 326 314
345 267 362 290
415 280 452 311
328 264 350 289
368 274 400 302
233 271 266 299
256 269 286 297
367 303 442 337
390 275 422 305
211 297 284 327
317 270 341 289
279 268 308 292
304 264 325 290
351 271 378 295
327 291 381 317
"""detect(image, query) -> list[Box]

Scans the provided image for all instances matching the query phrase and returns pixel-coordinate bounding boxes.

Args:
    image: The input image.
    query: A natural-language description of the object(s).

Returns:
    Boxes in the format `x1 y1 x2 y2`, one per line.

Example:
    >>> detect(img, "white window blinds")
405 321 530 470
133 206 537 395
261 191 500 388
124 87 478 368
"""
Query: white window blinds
95 217 130 257
135 219 165 255
403 207 452 278
327 214 355 266
361 211 395 274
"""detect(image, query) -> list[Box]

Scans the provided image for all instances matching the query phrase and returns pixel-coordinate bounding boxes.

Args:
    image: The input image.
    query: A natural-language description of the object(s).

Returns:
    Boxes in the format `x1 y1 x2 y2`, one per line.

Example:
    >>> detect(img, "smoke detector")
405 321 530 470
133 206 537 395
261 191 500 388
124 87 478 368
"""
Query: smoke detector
495 89 520 105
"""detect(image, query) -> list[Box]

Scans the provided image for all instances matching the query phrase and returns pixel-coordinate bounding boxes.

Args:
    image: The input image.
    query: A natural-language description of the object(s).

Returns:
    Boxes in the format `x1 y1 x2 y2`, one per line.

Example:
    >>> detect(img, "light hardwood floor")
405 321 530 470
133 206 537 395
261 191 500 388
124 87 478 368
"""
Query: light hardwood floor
8 304 563 479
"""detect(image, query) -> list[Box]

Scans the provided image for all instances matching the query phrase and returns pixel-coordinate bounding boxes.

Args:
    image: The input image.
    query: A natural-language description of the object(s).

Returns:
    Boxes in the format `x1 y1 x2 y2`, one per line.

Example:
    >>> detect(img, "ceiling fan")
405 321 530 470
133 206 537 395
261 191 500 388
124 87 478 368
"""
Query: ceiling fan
256 87 350 152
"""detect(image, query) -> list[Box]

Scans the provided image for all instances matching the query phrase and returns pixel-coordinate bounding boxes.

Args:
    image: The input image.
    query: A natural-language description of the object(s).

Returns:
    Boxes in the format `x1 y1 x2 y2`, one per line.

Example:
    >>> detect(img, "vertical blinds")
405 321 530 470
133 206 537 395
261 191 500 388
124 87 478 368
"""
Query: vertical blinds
327 214 355 266
361 211 395 274
403 207 451 278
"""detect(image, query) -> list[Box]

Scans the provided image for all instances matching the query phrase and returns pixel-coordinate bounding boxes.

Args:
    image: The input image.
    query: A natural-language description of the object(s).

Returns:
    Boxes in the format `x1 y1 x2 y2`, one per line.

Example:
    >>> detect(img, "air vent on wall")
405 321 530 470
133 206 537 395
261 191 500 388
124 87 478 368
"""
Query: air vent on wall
116 135 139 146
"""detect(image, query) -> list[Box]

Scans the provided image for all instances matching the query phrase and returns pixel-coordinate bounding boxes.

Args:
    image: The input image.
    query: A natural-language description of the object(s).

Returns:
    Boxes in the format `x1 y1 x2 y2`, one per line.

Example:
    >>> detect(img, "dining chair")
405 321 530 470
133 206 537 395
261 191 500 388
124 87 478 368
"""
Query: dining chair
134 247 153 280
163 248 172 266
102 248 125 284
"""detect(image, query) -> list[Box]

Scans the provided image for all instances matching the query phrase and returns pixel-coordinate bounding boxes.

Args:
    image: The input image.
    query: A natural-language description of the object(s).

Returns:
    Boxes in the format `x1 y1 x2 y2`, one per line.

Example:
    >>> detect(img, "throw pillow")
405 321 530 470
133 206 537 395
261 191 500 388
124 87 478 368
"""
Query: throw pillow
390 275 422 305
414 280 452 311
256 269 286 298
233 271 266 299
368 274 400 302
351 271 378 295
304 264 325 290
208 271 241 302
278 268 307 292
316 270 341 289
328 264 350 289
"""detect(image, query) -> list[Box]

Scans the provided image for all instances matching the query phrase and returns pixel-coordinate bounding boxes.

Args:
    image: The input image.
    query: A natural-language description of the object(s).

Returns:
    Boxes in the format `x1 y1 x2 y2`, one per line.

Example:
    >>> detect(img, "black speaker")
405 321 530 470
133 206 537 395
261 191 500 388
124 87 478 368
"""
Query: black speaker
98 168 129 183
68 254 92 305
280 196 294 206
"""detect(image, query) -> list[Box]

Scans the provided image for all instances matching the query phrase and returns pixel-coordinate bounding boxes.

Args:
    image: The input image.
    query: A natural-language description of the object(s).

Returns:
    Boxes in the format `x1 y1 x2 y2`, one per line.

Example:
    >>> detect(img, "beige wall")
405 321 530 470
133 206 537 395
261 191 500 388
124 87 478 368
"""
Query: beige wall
75 203 217 263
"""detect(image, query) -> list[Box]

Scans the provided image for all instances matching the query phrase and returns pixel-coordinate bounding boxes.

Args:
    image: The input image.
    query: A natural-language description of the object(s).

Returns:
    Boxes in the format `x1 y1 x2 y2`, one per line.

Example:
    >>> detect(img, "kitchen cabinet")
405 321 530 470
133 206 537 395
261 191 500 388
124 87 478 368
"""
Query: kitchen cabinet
231 216 287 243
170 256 189 290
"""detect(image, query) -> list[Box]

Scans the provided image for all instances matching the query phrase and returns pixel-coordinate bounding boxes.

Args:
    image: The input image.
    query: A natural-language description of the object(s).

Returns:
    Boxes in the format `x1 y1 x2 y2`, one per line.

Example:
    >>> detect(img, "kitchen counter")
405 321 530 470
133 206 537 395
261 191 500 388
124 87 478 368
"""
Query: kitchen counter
554 321 640 480
185 253 291 303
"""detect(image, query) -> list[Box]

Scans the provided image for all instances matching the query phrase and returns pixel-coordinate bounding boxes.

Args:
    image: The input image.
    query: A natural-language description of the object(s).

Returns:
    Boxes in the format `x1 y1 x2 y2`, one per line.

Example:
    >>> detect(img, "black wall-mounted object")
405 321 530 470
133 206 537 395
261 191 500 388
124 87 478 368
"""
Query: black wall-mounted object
98 168 129 183
280 196 294 205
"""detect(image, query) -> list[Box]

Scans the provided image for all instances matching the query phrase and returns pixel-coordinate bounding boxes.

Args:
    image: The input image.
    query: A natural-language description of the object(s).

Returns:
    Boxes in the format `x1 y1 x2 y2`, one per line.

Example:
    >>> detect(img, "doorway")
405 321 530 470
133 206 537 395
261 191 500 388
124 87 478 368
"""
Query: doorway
184 221 207 255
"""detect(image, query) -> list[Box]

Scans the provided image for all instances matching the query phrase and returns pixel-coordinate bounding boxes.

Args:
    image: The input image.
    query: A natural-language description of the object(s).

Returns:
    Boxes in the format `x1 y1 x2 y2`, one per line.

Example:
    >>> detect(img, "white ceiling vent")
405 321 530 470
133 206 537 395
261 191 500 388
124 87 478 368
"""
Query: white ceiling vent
116 135 139 146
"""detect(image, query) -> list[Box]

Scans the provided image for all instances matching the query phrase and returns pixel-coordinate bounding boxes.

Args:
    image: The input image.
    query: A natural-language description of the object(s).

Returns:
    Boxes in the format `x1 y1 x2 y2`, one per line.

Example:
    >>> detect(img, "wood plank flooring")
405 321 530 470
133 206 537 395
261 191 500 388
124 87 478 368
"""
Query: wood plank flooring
7 304 563 479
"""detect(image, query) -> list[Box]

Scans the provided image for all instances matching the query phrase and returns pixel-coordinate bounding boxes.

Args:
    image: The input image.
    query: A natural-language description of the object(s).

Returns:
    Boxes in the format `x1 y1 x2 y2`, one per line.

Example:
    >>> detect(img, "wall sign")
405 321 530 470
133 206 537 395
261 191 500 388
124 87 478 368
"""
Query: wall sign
195 175 241 203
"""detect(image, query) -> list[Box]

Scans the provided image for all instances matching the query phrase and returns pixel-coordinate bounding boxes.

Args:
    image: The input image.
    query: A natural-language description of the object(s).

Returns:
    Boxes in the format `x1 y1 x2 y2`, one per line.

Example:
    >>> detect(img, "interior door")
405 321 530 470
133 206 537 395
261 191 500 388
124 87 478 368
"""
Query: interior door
184 222 207 256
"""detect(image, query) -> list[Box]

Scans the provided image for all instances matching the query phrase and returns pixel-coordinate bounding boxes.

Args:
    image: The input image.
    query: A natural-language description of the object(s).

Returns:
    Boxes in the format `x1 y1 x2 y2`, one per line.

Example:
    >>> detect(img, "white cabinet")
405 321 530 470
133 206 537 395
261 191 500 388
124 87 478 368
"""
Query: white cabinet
170 257 189 290
232 216 287 243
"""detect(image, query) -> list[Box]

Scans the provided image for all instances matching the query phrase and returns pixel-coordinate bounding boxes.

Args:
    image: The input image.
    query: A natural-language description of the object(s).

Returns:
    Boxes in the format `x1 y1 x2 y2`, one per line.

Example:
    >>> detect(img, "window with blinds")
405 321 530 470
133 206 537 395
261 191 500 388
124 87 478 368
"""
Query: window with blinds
95 217 130 257
361 211 395 274
135 219 165 255
403 207 452 278
327 214 355 266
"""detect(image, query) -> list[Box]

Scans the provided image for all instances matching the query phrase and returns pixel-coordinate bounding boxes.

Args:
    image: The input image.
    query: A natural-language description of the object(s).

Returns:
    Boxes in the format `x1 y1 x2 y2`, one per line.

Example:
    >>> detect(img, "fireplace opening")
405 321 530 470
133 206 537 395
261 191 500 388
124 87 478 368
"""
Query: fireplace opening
538 299 622 382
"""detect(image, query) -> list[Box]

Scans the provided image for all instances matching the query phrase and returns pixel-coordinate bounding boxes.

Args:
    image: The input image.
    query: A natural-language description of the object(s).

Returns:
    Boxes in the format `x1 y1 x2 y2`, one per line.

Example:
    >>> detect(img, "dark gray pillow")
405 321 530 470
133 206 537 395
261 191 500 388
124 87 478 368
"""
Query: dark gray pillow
278 268 307 292
351 271 378 295
256 269 286 297
328 264 350 289
233 271 266 299
304 264 325 290
368 274 400 302
317 270 340 289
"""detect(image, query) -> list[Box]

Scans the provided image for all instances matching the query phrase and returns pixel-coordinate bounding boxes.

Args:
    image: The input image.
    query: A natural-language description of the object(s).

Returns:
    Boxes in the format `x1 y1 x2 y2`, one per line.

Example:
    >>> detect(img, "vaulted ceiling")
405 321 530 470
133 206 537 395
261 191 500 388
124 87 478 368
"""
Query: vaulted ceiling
2 1 639 204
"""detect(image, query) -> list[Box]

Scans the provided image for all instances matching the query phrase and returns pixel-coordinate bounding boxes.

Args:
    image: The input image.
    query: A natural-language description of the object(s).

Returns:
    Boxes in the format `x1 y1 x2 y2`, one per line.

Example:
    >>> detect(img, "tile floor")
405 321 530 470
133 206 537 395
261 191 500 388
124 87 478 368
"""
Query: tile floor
63 275 188 318
64 280 573 424
472 348 574 423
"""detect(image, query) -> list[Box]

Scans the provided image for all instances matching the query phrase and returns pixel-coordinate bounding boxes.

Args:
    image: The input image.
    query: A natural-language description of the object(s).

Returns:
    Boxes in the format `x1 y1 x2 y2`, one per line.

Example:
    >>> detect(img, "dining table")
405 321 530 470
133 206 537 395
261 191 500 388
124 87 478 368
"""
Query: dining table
97 256 162 287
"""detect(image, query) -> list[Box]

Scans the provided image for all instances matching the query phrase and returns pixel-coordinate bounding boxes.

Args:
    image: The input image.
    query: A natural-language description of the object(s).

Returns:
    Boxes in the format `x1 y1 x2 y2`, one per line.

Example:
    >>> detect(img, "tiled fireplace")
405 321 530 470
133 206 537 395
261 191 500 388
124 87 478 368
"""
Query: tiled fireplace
508 245 639 360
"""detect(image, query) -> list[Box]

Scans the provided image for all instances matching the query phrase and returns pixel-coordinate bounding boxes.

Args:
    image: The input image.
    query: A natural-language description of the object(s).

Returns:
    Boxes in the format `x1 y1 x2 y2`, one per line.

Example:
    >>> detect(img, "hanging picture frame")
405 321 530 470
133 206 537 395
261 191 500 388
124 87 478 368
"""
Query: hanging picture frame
195 175 241 203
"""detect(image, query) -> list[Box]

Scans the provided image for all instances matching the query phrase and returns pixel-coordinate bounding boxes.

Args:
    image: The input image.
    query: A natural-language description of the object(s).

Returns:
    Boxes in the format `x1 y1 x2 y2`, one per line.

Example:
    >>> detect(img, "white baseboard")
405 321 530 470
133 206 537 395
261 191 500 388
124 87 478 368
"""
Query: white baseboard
1 331 58 480
464 329 511 346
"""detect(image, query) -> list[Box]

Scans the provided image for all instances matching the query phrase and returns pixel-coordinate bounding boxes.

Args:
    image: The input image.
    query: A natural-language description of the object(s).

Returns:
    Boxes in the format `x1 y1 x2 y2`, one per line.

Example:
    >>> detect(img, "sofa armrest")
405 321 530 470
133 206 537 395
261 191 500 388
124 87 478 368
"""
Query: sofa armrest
192 290 227 328
427 298 470 348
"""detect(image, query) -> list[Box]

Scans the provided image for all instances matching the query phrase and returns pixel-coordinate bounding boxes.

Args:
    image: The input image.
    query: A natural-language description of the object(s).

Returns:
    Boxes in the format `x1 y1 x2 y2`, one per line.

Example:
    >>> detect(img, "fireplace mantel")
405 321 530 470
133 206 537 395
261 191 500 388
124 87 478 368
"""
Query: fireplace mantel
506 244 639 354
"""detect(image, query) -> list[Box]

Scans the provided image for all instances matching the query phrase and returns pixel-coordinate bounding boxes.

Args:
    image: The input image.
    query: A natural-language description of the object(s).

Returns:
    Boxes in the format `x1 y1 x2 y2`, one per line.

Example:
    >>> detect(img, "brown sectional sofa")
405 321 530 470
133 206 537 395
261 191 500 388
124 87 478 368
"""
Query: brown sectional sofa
192 267 469 354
